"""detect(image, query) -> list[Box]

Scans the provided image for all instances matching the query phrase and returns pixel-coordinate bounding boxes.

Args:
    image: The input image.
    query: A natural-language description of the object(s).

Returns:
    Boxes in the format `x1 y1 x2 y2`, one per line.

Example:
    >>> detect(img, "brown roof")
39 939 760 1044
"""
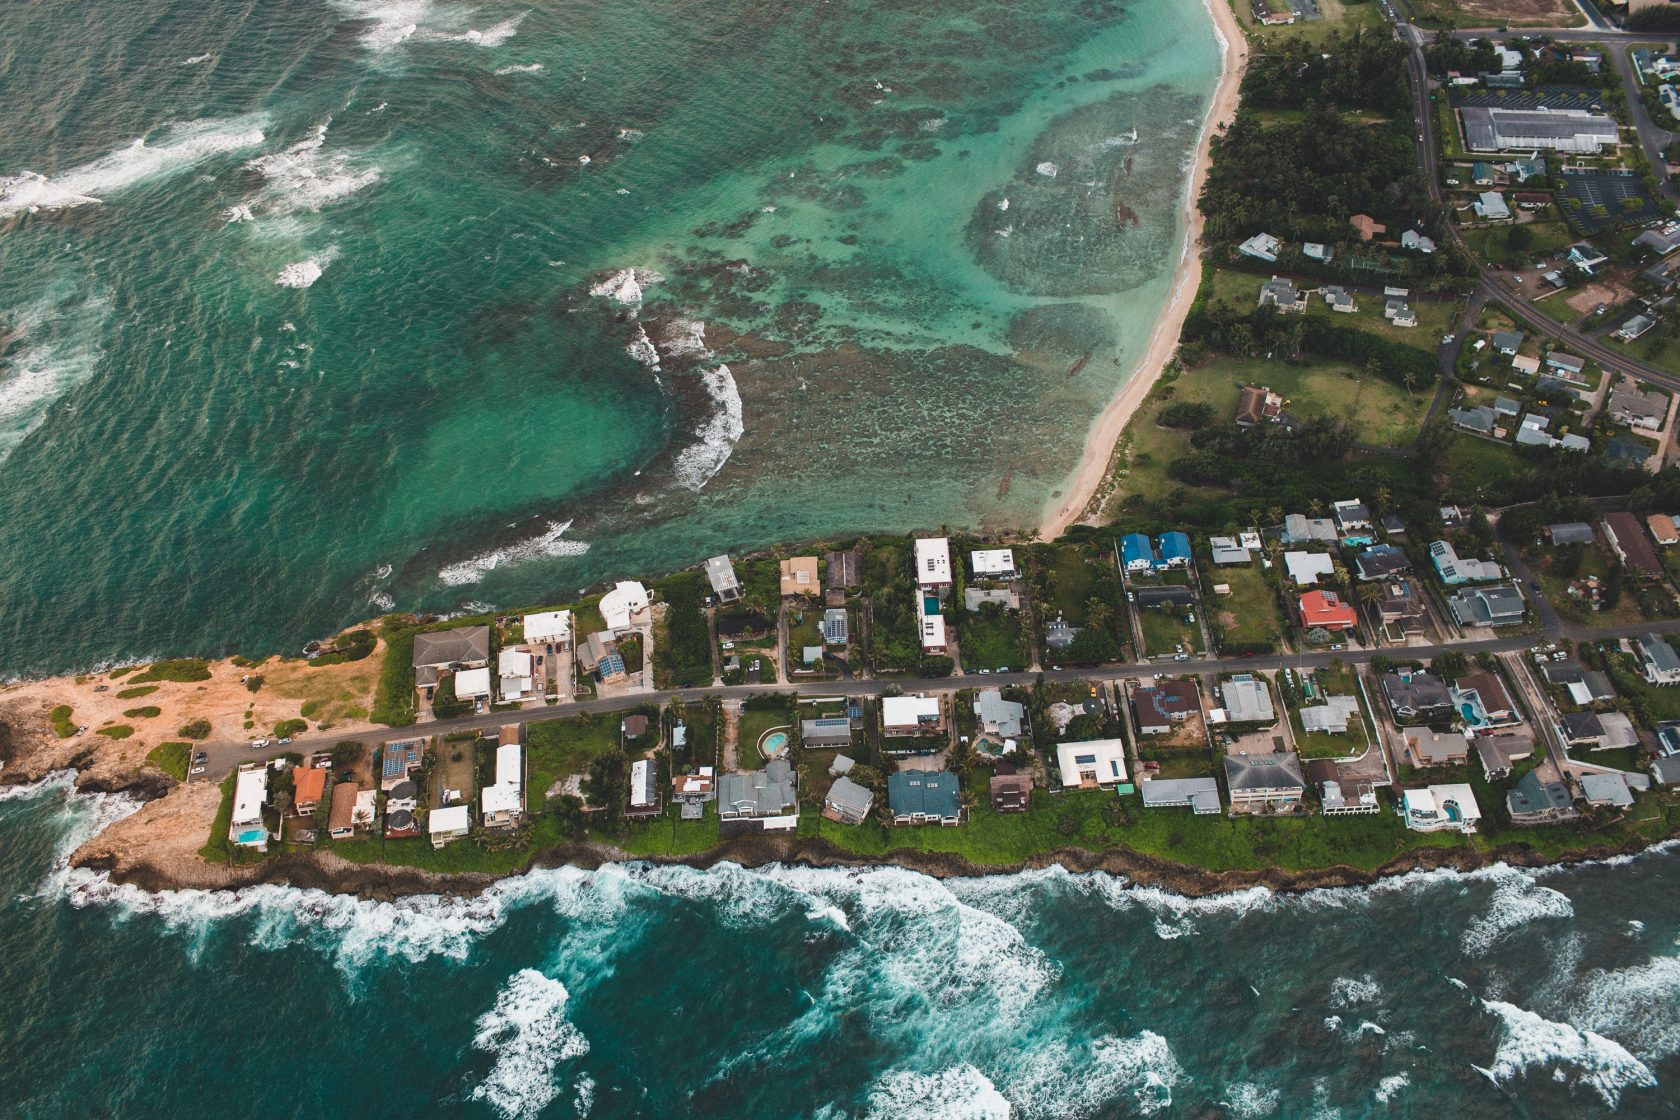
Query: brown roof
1456 670 1514 715
1604 512 1663 578
990 773 1033 811
293 766 327 807
1349 214 1386 240
780 556 820 597
1648 513 1678 542
328 781 359 831
499 724 523 747
622 714 650 738
1236 385 1266 426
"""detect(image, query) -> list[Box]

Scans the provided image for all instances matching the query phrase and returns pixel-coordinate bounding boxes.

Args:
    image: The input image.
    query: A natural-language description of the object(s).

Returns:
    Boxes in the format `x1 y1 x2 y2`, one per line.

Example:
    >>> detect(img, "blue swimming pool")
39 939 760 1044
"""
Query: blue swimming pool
1460 702 1482 725
761 731 789 758
236 828 266 845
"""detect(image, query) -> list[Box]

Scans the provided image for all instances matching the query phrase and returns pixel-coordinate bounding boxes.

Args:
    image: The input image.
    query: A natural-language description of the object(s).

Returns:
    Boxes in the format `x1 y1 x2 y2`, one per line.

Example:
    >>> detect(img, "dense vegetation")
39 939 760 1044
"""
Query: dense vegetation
655 572 713 688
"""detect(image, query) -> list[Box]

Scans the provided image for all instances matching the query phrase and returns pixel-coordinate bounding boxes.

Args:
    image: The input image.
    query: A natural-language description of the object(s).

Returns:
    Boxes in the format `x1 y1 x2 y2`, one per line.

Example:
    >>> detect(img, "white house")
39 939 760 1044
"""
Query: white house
882 695 943 736
453 665 492 702
229 765 270 851
1402 783 1482 833
914 537 953 589
1400 230 1437 253
481 737 524 828
600 581 650 633
1056 739 1129 789
1474 192 1512 222
523 609 572 648
1284 550 1336 587
497 647 534 702
429 804 470 849
970 548 1018 580
1238 232 1282 262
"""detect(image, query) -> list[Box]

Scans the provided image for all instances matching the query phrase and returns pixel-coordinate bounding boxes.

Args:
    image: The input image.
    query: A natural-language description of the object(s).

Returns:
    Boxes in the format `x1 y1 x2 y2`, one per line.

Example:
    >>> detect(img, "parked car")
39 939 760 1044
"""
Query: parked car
189 766 206 776
249 738 270 749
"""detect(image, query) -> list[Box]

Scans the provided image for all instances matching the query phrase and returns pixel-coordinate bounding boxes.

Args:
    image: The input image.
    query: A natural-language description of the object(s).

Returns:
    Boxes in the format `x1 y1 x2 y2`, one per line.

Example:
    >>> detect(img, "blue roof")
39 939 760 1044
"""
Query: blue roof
1158 531 1191 560
887 770 962 818
1121 534 1154 565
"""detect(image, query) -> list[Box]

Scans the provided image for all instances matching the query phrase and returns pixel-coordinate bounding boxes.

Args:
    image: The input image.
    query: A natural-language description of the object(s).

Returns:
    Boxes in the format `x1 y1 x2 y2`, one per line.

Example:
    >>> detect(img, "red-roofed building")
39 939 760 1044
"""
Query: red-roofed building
1299 590 1358 631
293 766 327 815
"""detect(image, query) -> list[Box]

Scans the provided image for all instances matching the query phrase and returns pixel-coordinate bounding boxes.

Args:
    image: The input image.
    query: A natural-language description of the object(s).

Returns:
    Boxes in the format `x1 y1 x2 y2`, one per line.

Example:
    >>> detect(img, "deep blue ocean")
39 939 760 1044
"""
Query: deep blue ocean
4 777 1680 1118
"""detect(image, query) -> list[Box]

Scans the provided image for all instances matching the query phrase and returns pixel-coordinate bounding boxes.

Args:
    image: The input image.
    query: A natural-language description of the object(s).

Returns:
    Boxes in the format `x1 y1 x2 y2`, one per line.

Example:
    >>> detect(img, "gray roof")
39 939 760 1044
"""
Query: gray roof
1547 522 1595 545
1461 105 1618 150
718 760 796 817
1141 778 1222 813
1581 772 1635 808
704 554 741 597
1221 674 1275 723
412 625 491 669
1223 752 1306 792
1476 734 1534 773
825 776 874 818
1301 695 1362 735
1608 379 1668 423
888 769 962 819
1642 633 1680 675
1449 406 1496 434
1491 329 1525 351
1560 710 1640 749
1382 670 1451 714
1653 755 1680 785
1448 583 1526 627
1541 662 1615 700
974 689 1024 738
1508 771 1574 815
1493 396 1522 416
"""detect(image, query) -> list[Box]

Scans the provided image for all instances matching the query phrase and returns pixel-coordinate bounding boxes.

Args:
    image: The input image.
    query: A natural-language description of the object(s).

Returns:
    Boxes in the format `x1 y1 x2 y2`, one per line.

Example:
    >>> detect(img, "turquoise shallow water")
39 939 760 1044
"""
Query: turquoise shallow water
0 0 1219 674
4 778 1680 1117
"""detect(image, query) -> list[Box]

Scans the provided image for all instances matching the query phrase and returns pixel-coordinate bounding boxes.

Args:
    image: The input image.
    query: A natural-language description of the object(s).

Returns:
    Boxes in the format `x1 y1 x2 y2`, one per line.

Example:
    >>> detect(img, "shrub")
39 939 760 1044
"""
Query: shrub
146 742 191 781
309 628 377 667
115 685 159 701
108 666 138 678
122 706 162 719
177 719 212 740
332 740 365 768
1157 401 1215 430
300 700 320 718
273 719 308 738
371 627 418 726
129 659 212 684
97 725 135 740
431 672 471 720
50 705 76 738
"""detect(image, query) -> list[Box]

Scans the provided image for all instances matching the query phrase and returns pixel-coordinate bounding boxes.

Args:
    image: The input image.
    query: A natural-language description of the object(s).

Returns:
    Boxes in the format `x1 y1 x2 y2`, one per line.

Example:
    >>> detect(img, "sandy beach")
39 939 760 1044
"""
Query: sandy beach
1037 0 1248 541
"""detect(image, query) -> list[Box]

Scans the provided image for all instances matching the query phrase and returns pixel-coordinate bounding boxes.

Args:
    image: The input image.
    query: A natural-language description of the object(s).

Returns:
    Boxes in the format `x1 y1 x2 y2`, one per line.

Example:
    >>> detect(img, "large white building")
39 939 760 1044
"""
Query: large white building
523 609 572 648
914 537 953 589
599 581 649 633
229 765 270 851
1461 106 1619 154
1402 783 1482 833
1056 739 1129 789
970 548 1018 580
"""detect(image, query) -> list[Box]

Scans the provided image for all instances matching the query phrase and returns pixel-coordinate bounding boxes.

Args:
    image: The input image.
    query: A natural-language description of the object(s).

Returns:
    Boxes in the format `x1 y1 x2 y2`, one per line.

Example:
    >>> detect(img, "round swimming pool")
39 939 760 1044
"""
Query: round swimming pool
761 730 790 758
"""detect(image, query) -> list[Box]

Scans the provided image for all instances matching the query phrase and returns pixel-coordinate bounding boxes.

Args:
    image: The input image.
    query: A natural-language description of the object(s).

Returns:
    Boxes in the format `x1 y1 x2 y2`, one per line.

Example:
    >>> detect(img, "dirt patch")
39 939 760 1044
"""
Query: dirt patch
1414 0 1577 26
1565 280 1631 317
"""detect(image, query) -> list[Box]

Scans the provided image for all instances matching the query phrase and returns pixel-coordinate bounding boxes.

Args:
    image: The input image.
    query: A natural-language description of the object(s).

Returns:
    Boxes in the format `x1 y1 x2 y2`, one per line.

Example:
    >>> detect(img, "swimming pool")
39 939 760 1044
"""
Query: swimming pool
1460 702 1482 726
236 828 266 845
761 731 790 759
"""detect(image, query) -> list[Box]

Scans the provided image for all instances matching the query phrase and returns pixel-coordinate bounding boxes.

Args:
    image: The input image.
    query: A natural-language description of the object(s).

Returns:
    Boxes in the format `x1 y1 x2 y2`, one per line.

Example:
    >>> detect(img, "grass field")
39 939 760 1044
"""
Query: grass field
738 702 796 771
145 741 191 781
1138 604 1204 657
1211 563 1285 650
1606 330 1680 379
1046 545 1098 625
1205 268 1457 347
526 715 622 809
1459 220 1576 268
959 609 1027 671
1226 0 1382 46
1436 433 1531 503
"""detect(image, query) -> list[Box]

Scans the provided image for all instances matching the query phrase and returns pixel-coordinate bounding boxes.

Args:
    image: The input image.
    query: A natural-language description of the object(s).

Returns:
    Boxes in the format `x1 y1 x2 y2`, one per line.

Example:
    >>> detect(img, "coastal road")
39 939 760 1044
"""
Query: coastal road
198 612 1680 781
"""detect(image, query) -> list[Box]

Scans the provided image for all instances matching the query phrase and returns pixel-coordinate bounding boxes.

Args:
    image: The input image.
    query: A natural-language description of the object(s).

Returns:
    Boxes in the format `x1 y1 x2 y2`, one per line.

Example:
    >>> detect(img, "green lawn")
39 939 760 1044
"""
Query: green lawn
738 701 796 771
959 608 1027 671
1460 220 1576 268
1046 545 1098 624
785 606 836 678
145 741 191 781
1205 268 1458 347
1210 563 1285 651
1605 330 1680 379
1138 604 1203 657
1226 0 1382 47
1437 432 1530 503
526 715 623 809
1530 543 1646 627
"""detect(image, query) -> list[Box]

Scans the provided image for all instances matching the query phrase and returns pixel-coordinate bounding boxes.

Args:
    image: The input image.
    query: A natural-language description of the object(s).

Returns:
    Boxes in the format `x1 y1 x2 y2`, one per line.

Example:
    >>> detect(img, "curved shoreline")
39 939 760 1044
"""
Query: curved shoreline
1037 0 1247 541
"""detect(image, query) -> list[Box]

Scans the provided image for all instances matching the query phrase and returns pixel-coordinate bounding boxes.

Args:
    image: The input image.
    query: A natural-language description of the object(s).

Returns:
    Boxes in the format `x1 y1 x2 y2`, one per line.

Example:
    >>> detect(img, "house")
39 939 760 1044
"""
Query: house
1121 533 1156 572
1303 241 1333 262
1568 241 1610 274
705 555 742 602
975 689 1024 738
822 608 849 646
1223 752 1306 807
1132 679 1202 735
1474 192 1512 222
1635 225 1680 255
1471 161 1497 186
1606 379 1668 430
352 787 377 829
1449 405 1497 435
1511 354 1541 376
720 760 798 819
1605 433 1653 467
1301 695 1362 735
1332 500 1371 533
1515 412 1561 448
1400 230 1437 253
1219 674 1276 723
1508 771 1579 825
1447 583 1527 628
881 694 943 736
452 665 492 704
1348 214 1386 241
965 587 1018 611
1542 662 1616 705
826 547 860 590
523 609 572 649
1282 514 1338 545
887 769 963 825
599 581 650 633
1581 771 1635 809
1258 276 1307 313
1546 351 1587 379
990 765 1034 813
779 556 820 597
1235 385 1286 426
1475 733 1534 780
1355 544 1411 581
1493 396 1522 420
497 647 534 702
1546 522 1596 546
1155 531 1191 569
481 726 524 829
970 549 1019 580
1452 670 1519 727
1382 669 1453 721
327 781 360 839
1490 329 1525 356
1305 758 1378 815
672 767 716 804
802 717 853 748
1284 550 1336 587
1616 314 1657 342
1653 755 1680 786
1322 285 1357 313
1405 727 1471 766
429 804 470 848
1639 633 1680 685
381 739 424 790
1648 513 1680 546
229 765 269 851
1383 299 1417 328
1402 784 1482 833
1603 512 1664 578
1375 579 1427 633
1209 536 1252 565
823 776 875 825
627 758 661 820
1238 232 1282 262
1557 710 1641 751
1430 540 1505 584
1460 106 1619 154
578 632 626 683
411 625 491 700
1141 777 1221 814
914 589 946 655
293 766 327 815
1135 585 1196 610
1056 739 1129 789
911 537 952 590
1299 590 1358 631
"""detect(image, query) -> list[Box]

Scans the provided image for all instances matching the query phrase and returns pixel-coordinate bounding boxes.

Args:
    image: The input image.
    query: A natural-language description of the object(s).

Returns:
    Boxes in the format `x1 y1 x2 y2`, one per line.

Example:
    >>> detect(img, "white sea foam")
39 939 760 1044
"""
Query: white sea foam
864 1065 1011 1120
179 53 214 65
0 114 267 221
0 772 145 898
243 121 381 217
1567 952 1680 1061
1035 161 1058 177
999 1033 1182 1118
1480 997 1656 1107
223 204 254 222
588 266 662 307
275 245 340 288
657 318 707 358
672 363 743 491
0 286 111 462
1462 866 1574 955
573 1074 595 1117
331 0 428 50
1328 975 1382 1009
1222 1081 1280 1117
469 969 590 1120
625 323 661 371
493 62 544 75
1373 1073 1409 1103
437 519 590 586
422 12 527 46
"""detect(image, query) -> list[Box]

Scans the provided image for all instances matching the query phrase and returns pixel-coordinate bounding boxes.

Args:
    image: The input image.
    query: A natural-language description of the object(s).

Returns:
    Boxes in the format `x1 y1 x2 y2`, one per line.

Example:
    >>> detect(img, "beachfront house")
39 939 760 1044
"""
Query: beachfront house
627 758 662 820
970 549 1019 581
779 556 820 598
1223 752 1306 809
1507 772 1579 826
481 725 525 830
428 804 470 848
1402 784 1482 833
599 580 650 633
823 777 875 826
411 624 491 703
229 764 270 852
328 781 360 840
292 765 327 816
705 555 742 603
1056 740 1129 790
523 609 572 650
887 770 963 826
914 537 953 591
1140 777 1221 814
719 760 798 822
1640 633 1680 685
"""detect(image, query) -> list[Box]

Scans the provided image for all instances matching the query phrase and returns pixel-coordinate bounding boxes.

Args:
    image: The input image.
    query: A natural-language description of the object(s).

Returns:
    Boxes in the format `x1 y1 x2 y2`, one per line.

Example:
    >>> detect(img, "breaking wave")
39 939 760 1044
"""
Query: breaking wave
469 969 590 1120
436 519 590 586
243 120 382 218
672 363 743 491
0 285 112 463
275 245 340 288
1477 997 1656 1107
